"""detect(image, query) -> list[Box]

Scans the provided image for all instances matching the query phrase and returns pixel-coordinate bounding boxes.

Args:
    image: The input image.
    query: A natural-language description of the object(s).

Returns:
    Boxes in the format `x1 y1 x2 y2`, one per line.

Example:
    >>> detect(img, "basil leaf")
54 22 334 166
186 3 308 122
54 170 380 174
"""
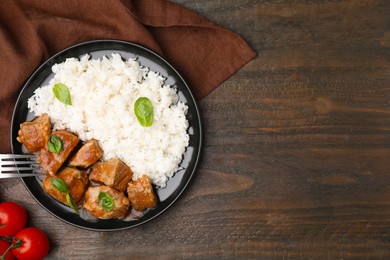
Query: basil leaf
66 193 79 214
51 177 70 194
53 83 72 105
98 192 115 211
47 135 64 153
134 97 154 127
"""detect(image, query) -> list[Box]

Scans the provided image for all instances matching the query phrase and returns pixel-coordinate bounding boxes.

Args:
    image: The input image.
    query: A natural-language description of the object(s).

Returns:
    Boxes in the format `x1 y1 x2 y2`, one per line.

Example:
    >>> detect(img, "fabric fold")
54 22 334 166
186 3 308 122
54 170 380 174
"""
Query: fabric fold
0 0 256 153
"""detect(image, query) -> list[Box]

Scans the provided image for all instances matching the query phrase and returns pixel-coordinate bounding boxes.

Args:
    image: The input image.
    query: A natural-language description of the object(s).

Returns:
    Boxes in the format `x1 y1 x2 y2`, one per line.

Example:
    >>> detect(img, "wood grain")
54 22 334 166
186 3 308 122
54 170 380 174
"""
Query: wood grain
1 0 390 258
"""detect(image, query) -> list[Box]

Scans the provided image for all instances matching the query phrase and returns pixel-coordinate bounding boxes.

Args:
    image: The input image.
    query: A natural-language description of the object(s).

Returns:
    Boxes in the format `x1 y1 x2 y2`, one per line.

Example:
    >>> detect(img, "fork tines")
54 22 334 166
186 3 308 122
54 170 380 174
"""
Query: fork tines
0 154 41 173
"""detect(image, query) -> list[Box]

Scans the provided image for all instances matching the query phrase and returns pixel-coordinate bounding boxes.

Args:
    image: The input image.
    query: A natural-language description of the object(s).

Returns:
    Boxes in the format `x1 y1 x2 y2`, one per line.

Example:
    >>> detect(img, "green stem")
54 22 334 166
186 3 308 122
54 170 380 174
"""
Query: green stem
0 237 22 260
0 236 13 243
1 243 14 260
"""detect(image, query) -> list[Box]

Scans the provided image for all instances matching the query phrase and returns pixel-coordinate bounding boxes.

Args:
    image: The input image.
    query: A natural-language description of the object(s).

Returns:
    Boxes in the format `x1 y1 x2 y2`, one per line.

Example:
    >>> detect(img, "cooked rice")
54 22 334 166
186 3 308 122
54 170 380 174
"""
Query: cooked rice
28 53 189 187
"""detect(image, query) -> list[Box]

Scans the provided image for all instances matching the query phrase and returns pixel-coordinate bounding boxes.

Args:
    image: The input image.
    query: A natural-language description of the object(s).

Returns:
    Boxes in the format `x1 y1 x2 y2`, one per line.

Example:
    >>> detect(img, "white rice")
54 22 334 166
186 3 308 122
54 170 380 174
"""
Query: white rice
28 53 189 187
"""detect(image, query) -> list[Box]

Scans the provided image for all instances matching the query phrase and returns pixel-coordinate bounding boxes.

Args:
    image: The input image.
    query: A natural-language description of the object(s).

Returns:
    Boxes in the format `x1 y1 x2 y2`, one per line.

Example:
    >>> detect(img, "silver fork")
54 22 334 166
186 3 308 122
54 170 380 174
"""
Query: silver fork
0 154 43 178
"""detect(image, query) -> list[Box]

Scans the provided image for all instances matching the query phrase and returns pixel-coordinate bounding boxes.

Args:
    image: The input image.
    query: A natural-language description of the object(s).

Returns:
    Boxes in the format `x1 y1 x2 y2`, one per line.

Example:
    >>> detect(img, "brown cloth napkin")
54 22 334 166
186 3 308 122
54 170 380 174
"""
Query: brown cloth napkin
0 0 256 153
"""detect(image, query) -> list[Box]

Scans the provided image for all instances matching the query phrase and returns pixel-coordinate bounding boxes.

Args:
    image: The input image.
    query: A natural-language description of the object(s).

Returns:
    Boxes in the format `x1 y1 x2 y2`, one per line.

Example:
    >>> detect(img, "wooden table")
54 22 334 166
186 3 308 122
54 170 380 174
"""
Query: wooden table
2 0 390 258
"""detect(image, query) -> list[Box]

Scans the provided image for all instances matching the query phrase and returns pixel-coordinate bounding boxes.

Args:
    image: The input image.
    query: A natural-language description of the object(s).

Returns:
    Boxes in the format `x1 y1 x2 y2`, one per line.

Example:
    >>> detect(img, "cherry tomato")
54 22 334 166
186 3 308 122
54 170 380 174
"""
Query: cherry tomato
0 202 28 236
11 227 49 260
0 240 15 260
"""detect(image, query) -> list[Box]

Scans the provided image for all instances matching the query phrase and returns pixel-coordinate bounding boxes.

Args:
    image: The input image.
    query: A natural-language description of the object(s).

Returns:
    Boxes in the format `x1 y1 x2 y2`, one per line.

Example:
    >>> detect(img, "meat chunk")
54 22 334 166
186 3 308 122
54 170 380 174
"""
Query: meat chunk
89 158 132 191
69 140 103 168
83 186 130 219
42 167 88 205
38 130 79 175
17 113 51 152
127 175 157 211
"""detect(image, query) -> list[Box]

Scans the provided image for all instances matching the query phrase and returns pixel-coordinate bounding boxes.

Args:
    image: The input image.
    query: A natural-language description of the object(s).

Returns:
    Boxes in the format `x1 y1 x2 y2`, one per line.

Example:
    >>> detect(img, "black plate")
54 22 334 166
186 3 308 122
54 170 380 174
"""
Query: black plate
10 39 202 231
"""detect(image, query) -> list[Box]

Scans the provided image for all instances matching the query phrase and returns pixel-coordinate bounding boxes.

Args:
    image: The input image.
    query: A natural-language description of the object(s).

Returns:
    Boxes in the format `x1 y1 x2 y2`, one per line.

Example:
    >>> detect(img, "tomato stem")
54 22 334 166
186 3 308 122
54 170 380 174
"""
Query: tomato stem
0 236 22 260
0 243 13 260
0 236 12 244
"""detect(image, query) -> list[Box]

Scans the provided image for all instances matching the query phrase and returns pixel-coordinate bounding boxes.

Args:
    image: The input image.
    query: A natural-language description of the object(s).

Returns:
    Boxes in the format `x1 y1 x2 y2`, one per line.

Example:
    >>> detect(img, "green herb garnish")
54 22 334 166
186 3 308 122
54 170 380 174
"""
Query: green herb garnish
134 97 154 127
66 193 79 213
51 177 69 193
53 83 72 105
47 135 64 154
51 177 79 214
98 192 115 211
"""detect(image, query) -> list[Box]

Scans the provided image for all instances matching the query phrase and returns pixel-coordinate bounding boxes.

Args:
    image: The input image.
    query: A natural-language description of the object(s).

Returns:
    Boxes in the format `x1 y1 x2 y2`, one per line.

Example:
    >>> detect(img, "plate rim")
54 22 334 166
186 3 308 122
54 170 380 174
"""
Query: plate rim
10 39 203 231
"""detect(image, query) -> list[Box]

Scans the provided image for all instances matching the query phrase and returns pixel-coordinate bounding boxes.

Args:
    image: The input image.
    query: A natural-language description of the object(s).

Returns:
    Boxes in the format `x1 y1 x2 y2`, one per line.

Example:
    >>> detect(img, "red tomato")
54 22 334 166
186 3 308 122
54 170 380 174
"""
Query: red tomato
11 227 49 260
0 202 28 236
0 240 15 260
